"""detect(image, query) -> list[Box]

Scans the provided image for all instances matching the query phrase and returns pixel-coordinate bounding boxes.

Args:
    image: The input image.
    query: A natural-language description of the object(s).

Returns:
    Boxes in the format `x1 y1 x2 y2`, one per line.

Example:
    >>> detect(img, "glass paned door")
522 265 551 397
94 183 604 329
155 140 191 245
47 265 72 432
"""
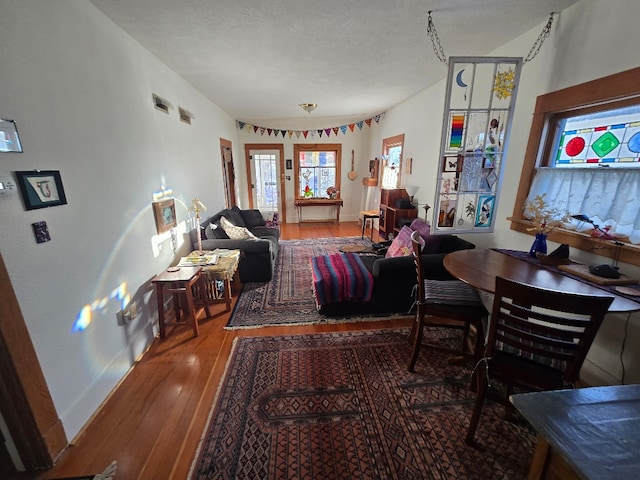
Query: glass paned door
250 151 280 215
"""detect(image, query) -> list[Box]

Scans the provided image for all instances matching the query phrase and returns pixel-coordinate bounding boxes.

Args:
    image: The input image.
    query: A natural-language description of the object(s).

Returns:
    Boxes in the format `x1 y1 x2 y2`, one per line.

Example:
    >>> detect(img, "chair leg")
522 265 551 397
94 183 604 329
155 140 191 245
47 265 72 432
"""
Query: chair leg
408 312 424 373
466 363 489 445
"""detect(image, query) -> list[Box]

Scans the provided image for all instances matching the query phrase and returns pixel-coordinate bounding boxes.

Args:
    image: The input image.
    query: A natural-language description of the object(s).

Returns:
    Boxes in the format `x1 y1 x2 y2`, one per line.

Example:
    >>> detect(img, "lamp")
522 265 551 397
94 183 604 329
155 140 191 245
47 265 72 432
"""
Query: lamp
404 185 419 205
299 103 317 114
191 198 207 254
571 214 623 278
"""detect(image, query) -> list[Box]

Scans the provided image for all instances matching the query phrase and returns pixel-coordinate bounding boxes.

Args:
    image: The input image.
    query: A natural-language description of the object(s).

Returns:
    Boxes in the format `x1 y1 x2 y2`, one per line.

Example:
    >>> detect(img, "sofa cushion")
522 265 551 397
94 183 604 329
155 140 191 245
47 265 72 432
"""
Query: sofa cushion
240 209 267 228
220 216 257 240
228 206 247 227
410 218 443 254
385 226 422 258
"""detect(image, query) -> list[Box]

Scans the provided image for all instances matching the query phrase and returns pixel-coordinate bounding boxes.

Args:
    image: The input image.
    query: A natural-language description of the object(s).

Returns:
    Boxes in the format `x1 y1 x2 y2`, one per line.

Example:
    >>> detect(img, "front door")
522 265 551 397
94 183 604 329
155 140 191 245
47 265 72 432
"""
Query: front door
244 144 286 223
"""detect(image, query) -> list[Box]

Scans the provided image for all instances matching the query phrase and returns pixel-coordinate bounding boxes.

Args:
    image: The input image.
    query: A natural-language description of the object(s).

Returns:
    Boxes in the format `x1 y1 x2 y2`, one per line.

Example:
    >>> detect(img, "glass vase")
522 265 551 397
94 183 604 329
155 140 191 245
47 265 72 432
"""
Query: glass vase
529 233 548 257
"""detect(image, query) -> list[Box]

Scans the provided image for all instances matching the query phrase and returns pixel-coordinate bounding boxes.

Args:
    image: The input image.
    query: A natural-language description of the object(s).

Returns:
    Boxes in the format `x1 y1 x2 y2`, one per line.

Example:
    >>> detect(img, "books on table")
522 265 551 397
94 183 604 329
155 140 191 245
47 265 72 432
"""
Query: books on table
179 254 218 266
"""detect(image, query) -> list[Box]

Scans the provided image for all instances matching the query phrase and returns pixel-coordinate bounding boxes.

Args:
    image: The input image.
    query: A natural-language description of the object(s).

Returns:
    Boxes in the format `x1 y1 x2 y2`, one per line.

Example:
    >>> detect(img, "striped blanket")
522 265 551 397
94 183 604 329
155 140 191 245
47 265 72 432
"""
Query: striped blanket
311 253 374 306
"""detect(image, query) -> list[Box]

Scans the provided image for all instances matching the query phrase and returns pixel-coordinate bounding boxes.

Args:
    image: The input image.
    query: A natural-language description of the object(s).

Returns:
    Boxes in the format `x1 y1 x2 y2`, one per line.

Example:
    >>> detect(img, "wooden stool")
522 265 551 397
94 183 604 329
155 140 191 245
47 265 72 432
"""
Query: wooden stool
152 266 212 338
360 210 380 241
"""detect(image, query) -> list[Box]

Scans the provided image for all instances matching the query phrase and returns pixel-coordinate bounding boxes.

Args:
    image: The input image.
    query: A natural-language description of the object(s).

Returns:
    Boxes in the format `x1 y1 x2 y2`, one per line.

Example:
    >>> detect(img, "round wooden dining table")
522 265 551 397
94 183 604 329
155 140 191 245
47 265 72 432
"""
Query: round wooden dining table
443 249 640 313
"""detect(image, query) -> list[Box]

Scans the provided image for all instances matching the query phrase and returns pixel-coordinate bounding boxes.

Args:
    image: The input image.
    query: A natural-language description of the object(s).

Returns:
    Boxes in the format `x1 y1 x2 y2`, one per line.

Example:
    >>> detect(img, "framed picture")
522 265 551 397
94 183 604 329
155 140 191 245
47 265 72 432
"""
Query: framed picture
0 119 23 153
286 159 293 170
15 170 67 210
152 198 177 234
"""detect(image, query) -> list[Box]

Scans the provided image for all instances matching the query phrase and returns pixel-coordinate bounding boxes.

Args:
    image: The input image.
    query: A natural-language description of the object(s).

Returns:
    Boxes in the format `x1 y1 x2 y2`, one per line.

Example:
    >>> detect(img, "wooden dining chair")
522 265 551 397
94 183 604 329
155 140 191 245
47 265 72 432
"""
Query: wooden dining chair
465 276 614 445
408 230 488 372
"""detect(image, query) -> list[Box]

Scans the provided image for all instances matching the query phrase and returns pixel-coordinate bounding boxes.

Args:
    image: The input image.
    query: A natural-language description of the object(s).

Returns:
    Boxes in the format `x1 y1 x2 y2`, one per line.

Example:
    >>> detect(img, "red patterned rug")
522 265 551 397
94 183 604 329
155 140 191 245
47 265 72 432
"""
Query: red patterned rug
189 329 535 479
226 237 384 329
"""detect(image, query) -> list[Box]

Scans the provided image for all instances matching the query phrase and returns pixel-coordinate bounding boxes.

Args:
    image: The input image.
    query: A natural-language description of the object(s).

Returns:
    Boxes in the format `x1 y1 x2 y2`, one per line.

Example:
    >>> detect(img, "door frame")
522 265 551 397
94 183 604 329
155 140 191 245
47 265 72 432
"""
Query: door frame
220 138 237 208
244 143 287 223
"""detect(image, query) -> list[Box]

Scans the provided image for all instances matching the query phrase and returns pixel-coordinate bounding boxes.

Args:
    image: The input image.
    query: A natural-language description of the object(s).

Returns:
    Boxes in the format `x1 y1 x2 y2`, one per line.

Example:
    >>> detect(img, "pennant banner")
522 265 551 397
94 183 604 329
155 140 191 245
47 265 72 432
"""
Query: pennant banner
235 112 385 138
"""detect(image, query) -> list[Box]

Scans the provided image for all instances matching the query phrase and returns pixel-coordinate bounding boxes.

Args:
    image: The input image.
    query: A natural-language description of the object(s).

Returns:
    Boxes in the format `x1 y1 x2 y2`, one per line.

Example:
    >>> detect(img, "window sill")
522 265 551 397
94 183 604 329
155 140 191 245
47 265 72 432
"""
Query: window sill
508 217 640 269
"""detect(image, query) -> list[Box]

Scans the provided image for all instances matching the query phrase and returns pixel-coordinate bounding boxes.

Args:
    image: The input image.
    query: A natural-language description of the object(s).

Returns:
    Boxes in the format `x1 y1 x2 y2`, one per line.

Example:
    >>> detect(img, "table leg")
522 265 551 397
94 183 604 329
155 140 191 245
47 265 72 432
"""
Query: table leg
183 283 199 337
155 283 166 338
361 217 366 239
198 275 213 318
224 278 232 311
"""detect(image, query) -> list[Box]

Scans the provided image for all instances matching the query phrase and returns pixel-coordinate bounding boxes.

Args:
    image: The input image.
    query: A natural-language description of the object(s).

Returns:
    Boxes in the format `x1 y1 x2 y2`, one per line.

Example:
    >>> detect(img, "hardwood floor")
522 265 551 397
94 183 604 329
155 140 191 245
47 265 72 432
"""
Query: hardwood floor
20 222 410 479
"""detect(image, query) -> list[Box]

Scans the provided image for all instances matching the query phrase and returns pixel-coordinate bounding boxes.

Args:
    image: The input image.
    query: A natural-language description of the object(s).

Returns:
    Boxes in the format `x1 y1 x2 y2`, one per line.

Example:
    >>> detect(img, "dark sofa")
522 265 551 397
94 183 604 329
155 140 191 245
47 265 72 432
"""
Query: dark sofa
190 206 279 283
317 235 475 316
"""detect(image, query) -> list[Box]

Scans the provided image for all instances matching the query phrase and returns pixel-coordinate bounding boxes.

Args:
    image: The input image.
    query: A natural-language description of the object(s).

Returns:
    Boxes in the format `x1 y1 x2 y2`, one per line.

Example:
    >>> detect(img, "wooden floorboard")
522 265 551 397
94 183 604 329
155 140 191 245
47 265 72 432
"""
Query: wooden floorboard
16 222 412 480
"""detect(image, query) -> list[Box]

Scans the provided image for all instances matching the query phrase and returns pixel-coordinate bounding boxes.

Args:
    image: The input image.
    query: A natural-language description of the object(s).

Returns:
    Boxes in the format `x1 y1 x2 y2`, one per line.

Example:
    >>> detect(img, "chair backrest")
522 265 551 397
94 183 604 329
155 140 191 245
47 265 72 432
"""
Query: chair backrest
487 276 614 384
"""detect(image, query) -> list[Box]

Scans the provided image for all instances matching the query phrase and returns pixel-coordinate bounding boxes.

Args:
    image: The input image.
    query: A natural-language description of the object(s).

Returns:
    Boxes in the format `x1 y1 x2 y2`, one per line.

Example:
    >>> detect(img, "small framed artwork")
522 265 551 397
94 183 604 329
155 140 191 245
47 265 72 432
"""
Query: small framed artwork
475 195 496 227
15 170 67 210
286 159 293 170
152 198 177 234
0 119 23 153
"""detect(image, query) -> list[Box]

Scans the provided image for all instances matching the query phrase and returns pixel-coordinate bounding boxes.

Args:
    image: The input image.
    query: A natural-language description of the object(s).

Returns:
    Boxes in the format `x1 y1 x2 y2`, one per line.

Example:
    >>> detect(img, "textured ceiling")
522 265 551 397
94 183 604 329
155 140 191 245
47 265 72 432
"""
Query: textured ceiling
88 0 579 123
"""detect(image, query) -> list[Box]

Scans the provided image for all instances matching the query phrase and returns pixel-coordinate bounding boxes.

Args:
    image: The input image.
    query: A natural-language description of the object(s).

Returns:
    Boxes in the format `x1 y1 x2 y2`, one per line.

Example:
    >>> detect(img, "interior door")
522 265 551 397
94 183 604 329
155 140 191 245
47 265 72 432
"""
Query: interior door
244 144 286 223
220 138 236 208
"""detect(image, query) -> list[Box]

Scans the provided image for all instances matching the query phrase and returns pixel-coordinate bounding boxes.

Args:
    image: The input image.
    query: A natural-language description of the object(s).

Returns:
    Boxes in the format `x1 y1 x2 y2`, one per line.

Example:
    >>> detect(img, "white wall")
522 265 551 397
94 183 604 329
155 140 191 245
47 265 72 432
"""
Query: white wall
0 0 236 439
367 0 640 386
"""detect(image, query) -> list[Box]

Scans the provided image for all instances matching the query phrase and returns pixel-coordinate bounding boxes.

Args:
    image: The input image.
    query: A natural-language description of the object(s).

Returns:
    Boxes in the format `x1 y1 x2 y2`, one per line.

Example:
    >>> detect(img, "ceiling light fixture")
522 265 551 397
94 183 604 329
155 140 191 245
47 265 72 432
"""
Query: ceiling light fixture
299 103 317 114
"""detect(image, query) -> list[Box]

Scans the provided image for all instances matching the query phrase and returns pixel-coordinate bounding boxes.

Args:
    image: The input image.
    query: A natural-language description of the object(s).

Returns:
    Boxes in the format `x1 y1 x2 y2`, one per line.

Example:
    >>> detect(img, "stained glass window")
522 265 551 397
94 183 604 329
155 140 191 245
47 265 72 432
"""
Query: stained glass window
553 105 640 167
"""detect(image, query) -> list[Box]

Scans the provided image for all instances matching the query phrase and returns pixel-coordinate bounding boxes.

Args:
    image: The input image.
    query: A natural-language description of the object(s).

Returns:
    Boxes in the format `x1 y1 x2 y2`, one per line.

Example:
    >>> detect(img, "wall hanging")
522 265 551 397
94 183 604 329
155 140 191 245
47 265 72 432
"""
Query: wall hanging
431 56 522 233
15 170 67 210
0 119 23 153
152 198 177 234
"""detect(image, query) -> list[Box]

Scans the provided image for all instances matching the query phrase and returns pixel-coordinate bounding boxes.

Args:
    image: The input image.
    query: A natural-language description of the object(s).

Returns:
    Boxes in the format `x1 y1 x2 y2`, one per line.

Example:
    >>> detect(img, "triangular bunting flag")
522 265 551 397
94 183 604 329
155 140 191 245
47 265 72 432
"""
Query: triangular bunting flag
236 112 385 137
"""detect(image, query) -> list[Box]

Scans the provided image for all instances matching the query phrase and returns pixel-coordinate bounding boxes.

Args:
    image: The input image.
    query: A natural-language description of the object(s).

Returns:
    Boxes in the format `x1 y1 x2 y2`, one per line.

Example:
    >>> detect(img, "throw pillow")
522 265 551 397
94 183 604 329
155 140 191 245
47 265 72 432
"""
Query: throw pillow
220 216 257 240
240 209 266 228
385 226 423 258
410 218 443 254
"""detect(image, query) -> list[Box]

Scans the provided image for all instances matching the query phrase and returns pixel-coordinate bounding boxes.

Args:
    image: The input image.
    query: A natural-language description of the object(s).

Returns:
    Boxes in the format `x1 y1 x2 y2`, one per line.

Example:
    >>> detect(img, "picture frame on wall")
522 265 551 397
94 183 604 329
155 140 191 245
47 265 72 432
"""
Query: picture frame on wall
0 119 23 153
152 198 177 234
15 170 67 210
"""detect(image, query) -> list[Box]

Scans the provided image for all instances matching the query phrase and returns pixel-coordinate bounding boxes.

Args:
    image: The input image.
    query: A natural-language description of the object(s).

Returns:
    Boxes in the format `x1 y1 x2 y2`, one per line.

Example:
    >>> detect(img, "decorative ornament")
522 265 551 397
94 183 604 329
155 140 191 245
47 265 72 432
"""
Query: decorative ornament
493 68 515 100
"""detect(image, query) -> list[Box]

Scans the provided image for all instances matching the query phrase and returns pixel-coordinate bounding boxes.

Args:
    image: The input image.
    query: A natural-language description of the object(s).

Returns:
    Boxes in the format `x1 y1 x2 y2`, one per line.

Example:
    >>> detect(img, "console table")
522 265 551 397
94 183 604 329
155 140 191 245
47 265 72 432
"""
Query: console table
294 198 343 224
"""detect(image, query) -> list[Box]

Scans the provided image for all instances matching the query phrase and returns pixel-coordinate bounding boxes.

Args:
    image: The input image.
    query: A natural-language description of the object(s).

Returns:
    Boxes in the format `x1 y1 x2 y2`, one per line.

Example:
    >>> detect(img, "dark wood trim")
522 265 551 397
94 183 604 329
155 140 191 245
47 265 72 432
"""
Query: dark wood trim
0 253 67 470
511 65 640 268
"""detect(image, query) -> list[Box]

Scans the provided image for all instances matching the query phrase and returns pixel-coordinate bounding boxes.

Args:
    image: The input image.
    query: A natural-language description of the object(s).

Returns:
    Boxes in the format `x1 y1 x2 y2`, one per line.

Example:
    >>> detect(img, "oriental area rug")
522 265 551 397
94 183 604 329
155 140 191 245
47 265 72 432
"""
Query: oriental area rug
226 237 385 329
189 329 536 480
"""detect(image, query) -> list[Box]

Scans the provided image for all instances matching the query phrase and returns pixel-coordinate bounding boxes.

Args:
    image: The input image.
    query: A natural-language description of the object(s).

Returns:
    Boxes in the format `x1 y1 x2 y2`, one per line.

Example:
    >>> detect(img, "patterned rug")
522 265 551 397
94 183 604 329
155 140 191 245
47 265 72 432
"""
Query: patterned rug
226 237 384 329
189 329 536 479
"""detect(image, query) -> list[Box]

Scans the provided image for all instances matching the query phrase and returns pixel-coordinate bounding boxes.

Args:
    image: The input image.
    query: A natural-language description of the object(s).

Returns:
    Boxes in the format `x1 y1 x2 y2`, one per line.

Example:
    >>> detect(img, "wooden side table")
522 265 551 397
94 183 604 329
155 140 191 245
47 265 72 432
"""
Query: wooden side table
152 266 212 338
190 250 241 312
360 210 380 241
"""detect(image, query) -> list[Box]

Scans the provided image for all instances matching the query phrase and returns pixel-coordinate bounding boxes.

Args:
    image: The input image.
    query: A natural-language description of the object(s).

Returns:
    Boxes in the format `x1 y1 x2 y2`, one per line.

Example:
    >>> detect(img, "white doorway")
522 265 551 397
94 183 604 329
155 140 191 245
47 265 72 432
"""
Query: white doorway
245 144 286 223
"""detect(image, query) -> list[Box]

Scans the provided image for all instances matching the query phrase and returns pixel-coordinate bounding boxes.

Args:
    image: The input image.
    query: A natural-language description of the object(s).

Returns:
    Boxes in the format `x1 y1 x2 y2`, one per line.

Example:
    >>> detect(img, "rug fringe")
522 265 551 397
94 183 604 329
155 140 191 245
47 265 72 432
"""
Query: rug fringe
186 337 242 479
93 460 117 480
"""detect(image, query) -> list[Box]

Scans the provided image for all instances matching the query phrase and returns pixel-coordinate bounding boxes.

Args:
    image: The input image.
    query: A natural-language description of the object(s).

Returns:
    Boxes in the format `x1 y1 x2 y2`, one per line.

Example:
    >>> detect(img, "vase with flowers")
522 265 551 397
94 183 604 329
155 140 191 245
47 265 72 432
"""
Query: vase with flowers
326 186 339 199
524 194 571 257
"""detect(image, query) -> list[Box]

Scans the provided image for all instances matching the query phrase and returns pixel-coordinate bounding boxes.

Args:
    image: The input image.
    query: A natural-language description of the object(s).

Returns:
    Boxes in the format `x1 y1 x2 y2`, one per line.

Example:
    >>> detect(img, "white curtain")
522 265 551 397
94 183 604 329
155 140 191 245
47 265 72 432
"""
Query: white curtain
527 168 640 244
